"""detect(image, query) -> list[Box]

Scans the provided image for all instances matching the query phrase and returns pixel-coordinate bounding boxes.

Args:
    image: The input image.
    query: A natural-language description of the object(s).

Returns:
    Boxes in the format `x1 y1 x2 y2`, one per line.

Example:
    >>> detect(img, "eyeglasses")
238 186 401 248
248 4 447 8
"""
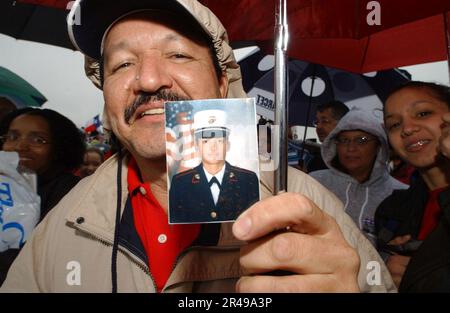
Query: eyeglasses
313 118 334 127
334 136 377 146
0 132 50 147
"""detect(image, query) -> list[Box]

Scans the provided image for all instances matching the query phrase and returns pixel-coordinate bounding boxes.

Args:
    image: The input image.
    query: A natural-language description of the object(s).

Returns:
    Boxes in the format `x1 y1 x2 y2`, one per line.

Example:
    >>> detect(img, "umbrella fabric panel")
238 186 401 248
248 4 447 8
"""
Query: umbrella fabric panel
18 0 71 10
291 13 450 73
201 0 450 72
0 66 47 108
244 53 409 126
0 0 74 50
288 0 450 39
200 0 450 40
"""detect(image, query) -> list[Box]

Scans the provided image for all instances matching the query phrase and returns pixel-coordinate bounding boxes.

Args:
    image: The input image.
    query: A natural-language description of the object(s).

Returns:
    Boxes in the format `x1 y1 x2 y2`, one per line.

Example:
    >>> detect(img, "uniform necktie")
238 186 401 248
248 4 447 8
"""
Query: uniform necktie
208 176 220 188
208 176 221 188
208 176 221 205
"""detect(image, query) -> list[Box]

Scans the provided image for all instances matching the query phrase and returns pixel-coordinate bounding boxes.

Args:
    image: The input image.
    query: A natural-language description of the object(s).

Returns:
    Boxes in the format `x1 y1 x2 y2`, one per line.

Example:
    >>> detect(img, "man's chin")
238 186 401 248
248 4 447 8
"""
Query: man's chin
123 137 166 161
135 148 166 161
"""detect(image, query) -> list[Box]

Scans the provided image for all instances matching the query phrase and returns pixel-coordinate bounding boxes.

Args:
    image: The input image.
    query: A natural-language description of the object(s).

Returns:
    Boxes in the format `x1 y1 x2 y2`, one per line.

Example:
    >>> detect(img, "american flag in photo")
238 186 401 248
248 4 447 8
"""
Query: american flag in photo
165 102 200 178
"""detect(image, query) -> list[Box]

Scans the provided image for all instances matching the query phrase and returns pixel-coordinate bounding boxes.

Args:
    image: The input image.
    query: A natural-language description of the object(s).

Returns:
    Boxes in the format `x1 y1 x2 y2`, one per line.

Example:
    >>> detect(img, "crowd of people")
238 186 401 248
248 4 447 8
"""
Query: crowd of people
301 81 450 291
0 0 448 293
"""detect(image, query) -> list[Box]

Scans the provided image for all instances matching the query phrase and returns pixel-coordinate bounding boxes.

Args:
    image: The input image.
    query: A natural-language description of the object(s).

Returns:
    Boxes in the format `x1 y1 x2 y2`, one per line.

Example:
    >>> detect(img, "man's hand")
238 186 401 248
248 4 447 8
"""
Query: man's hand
386 235 412 288
439 113 450 159
232 192 360 292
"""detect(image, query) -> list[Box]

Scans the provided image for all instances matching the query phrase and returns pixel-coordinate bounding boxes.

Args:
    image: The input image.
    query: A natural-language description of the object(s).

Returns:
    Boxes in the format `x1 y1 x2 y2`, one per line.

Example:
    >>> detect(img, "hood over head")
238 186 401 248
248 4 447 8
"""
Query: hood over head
321 107 390 184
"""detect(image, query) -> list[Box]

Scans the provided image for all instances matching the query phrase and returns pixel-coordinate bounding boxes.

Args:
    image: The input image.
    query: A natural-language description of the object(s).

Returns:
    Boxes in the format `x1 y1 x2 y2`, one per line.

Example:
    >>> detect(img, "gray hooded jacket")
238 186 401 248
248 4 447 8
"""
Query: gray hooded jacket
310 108 408 244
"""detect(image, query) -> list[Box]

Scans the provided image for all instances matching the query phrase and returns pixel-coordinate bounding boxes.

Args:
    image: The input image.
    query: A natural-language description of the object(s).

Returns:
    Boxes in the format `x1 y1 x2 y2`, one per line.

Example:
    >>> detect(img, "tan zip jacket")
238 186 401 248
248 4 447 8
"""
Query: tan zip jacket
1 154 395 292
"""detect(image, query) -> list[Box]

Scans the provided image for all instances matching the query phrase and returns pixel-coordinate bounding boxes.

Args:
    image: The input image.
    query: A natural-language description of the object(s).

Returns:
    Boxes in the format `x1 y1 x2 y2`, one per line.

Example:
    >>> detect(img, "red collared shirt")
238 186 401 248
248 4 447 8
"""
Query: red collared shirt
127 158 200 292
417 186 447 240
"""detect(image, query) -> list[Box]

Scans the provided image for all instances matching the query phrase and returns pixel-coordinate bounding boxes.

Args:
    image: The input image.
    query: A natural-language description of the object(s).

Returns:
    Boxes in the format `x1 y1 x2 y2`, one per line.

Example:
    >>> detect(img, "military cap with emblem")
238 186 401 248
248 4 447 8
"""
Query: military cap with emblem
193 109 229 139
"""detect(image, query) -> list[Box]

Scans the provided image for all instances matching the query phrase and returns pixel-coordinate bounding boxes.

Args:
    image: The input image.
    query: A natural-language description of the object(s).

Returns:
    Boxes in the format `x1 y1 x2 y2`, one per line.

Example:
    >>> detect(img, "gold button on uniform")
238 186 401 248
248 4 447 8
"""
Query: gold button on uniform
139 186 147 195
210 211 217 219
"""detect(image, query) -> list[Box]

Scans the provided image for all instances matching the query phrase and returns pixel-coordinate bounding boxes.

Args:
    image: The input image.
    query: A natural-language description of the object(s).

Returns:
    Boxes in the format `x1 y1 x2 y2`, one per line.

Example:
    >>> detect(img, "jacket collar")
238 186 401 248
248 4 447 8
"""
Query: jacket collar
65 153 129 244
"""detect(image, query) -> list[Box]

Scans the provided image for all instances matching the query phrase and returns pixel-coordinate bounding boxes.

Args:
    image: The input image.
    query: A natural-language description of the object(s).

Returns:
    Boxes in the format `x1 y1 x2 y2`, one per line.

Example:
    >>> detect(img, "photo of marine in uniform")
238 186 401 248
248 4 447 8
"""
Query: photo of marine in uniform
166 100 260 224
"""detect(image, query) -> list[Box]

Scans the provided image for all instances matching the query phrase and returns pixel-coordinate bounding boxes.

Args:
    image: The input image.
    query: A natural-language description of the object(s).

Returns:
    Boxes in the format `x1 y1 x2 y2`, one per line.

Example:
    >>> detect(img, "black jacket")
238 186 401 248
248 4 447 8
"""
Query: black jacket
38 170 80 220
169 162 259 223
375 173 450 292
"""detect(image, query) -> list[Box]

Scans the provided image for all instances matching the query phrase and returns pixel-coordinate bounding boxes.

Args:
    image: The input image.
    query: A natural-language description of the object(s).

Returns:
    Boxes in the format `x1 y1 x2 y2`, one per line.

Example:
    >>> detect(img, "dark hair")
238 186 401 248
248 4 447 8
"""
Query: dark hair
0 108 85 171
316 100 349 120
384 81 450 112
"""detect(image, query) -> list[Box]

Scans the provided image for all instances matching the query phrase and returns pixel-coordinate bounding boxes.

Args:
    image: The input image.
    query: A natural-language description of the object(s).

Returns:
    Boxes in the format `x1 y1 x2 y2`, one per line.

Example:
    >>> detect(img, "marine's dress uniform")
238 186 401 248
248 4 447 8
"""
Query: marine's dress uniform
169 161 259 223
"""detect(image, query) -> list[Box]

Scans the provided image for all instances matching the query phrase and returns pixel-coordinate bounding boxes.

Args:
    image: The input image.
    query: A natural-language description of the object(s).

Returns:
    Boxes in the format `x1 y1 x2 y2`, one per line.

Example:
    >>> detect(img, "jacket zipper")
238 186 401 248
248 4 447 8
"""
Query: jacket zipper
73 225 158 292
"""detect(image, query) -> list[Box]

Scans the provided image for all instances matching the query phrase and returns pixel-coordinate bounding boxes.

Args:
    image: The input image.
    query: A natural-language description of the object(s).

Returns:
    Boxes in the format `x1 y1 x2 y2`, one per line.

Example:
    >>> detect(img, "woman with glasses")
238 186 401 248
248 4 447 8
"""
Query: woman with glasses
0 108 85 285
375 82 450 292
310 108 408 245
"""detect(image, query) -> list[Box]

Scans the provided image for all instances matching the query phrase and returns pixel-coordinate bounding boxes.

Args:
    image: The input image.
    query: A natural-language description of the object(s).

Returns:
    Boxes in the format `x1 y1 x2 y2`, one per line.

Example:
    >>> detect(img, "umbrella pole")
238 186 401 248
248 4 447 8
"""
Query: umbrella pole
273 0 289 194
445 12 450 79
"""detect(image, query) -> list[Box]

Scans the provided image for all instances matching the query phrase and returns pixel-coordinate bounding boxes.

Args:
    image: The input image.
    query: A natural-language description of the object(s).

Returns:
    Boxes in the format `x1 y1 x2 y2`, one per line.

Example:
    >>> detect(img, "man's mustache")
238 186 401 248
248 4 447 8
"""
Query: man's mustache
124 90 189 124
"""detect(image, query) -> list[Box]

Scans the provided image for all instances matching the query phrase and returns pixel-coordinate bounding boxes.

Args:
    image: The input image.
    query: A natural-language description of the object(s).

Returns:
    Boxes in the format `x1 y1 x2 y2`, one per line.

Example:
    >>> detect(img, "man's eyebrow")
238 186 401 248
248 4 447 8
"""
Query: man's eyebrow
104 33 187 59
163 33 182 42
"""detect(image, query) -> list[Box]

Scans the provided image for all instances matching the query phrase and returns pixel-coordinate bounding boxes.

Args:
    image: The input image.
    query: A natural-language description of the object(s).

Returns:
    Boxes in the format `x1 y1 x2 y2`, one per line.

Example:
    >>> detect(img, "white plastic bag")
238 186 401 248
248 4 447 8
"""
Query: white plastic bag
0 151 40 252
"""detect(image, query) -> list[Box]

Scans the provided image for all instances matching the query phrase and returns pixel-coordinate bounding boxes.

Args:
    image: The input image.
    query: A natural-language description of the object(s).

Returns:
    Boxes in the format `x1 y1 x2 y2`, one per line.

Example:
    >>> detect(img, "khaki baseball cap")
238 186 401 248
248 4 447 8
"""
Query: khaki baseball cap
67 0 245 98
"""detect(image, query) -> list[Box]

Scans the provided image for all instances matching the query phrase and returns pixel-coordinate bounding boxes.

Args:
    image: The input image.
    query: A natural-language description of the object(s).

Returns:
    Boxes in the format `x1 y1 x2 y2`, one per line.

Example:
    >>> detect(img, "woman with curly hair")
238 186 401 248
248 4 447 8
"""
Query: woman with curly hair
0 108 85 284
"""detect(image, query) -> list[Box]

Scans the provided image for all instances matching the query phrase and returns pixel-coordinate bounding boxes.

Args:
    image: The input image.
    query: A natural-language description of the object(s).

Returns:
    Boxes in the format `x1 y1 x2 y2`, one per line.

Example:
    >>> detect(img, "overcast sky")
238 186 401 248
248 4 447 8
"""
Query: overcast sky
1 34 449 128
1 34 103 128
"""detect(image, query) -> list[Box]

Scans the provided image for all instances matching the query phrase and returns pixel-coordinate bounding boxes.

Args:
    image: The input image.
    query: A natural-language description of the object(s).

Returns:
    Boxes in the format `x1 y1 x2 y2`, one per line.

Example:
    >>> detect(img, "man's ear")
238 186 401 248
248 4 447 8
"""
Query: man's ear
226 138 231 152
218 73 229 98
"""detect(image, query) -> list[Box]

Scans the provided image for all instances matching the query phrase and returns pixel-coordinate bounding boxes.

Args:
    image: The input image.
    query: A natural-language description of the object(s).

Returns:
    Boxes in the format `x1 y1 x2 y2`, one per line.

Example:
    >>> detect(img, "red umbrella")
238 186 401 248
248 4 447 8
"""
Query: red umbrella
200 0 450 73
18 0 70 9
11 0 450 73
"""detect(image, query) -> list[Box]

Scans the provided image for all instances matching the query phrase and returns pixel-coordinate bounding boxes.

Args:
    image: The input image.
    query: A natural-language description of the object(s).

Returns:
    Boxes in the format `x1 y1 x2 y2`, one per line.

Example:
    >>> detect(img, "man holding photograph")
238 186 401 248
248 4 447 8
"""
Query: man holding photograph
169 109 259 223
1 0 394 292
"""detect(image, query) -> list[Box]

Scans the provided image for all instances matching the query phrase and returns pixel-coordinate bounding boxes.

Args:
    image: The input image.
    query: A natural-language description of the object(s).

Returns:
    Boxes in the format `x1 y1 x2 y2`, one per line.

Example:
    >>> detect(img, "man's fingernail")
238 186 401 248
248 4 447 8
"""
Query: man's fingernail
234 217 252 238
